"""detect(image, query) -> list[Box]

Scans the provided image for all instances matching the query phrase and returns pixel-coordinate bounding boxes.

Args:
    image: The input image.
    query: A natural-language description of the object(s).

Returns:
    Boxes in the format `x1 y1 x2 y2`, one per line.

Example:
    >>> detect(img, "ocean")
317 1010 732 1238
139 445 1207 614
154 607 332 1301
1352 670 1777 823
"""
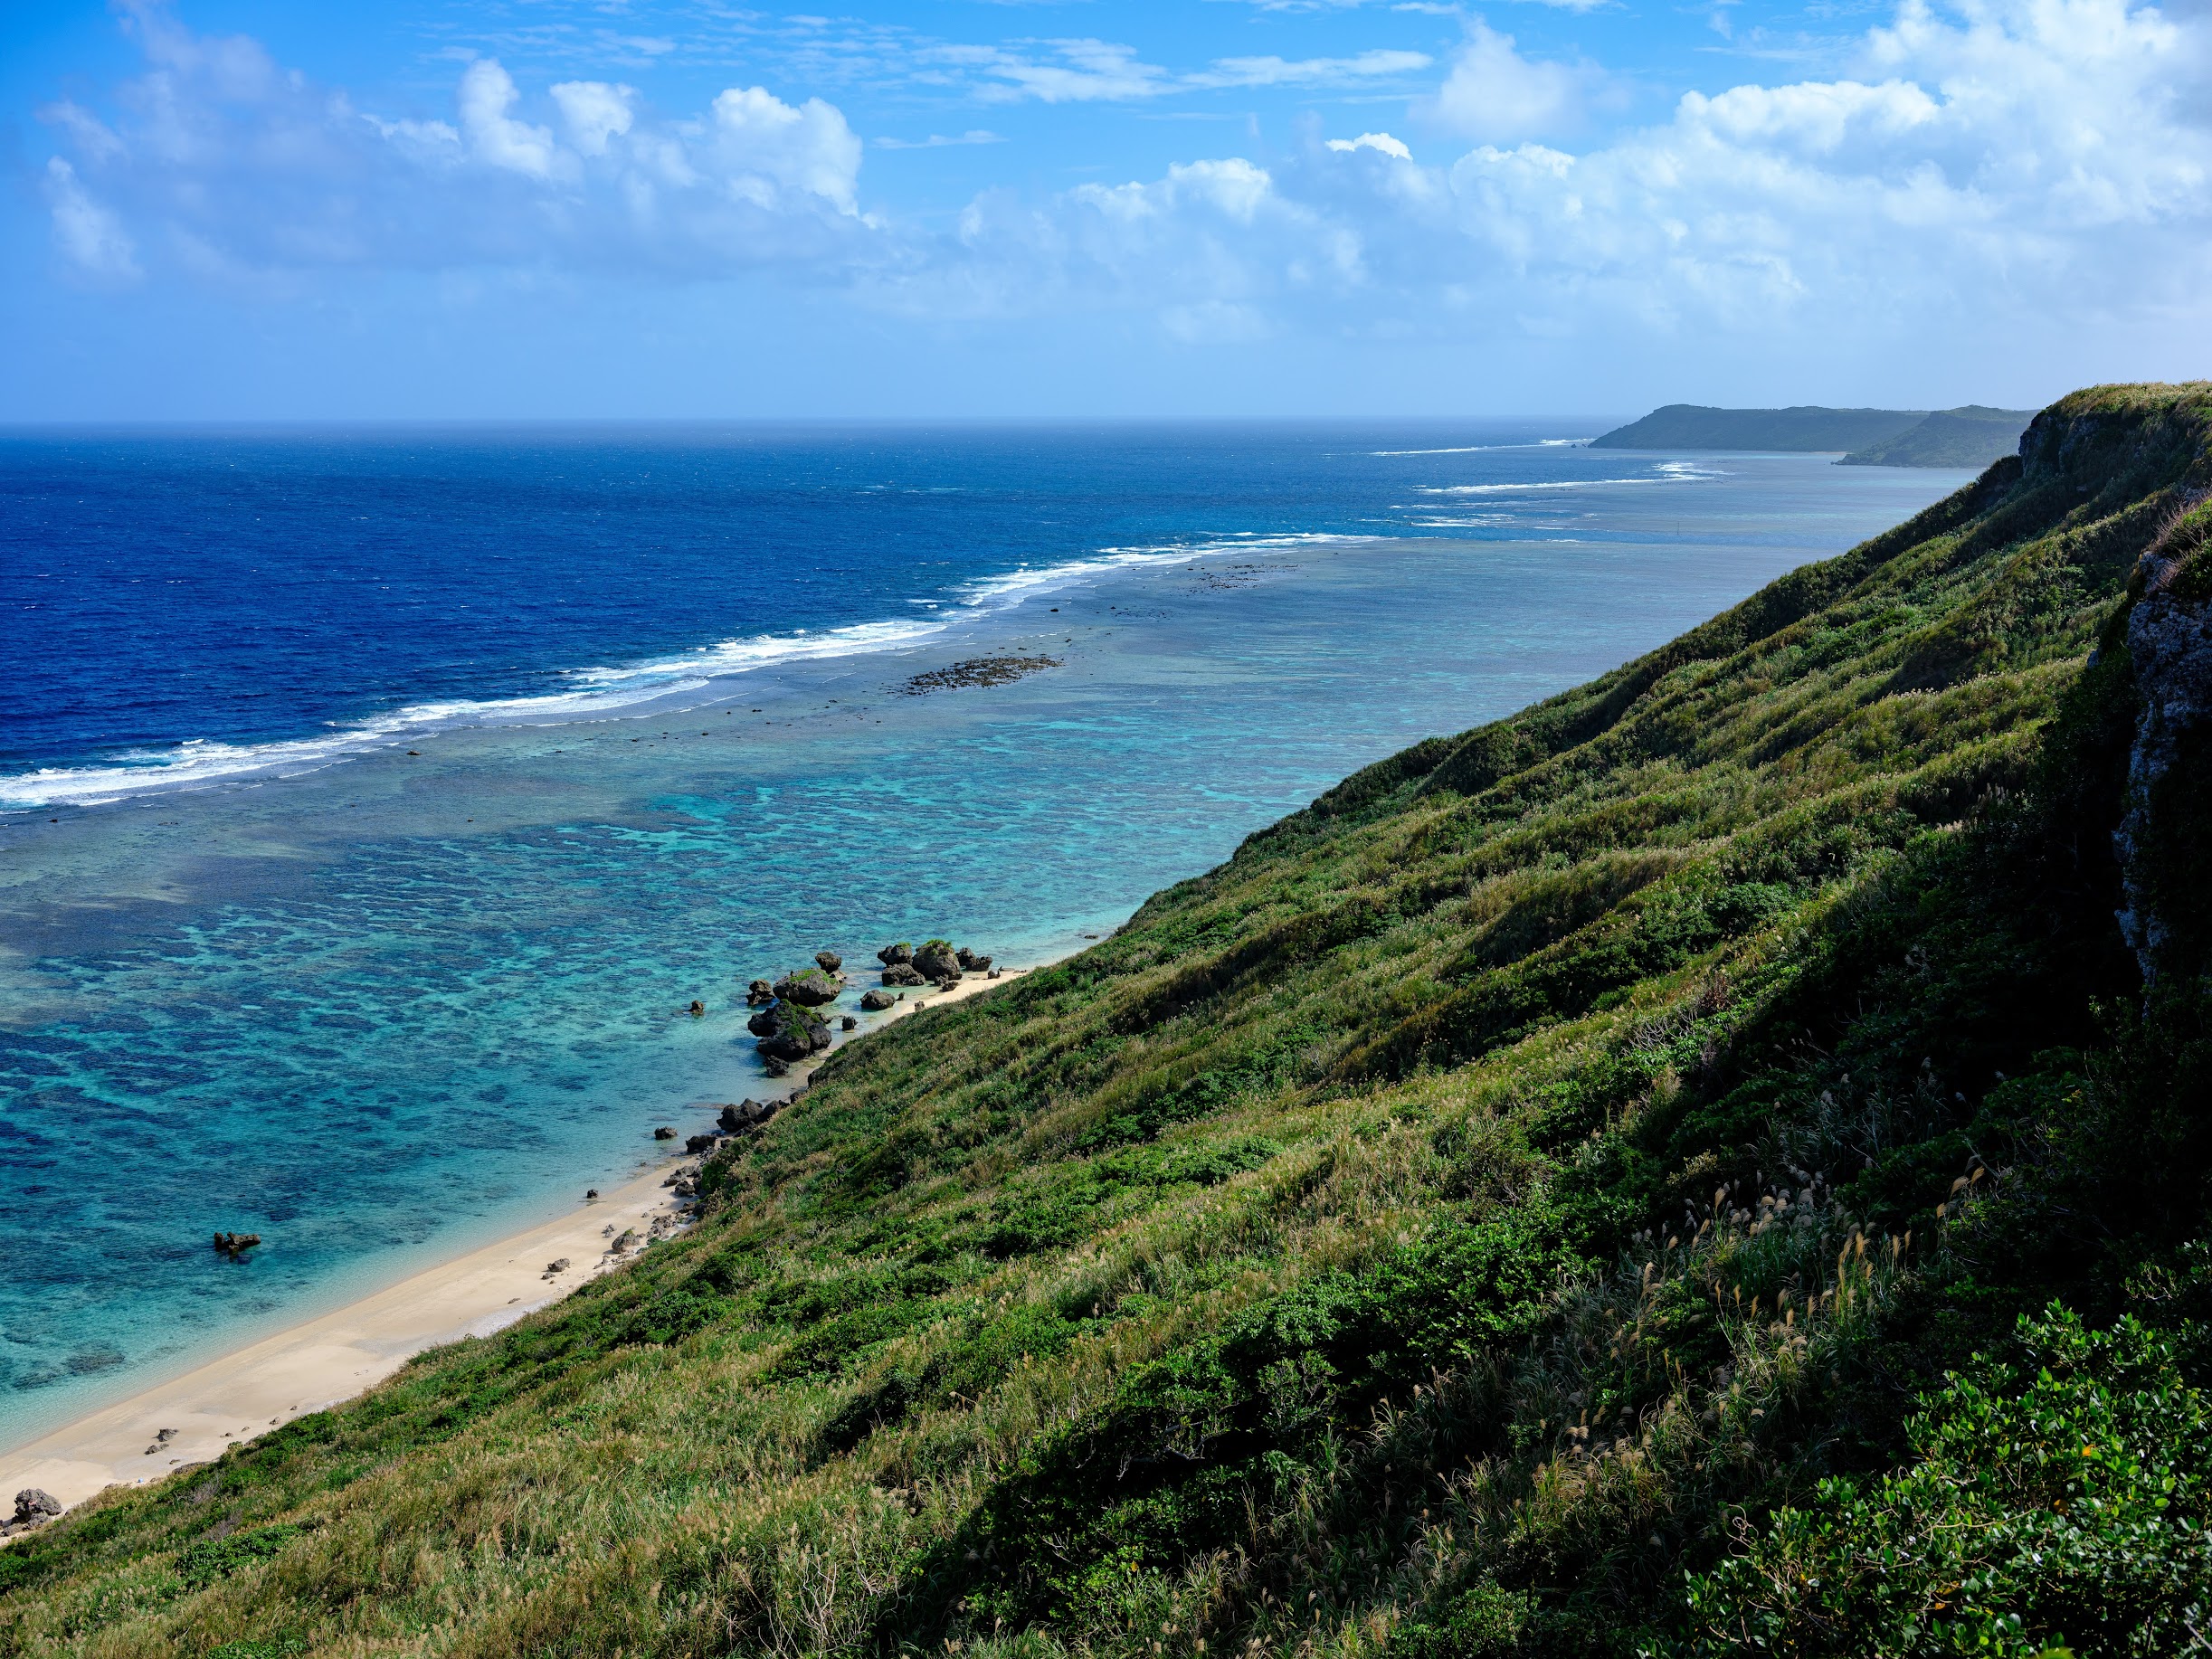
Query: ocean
0 422 1971 1447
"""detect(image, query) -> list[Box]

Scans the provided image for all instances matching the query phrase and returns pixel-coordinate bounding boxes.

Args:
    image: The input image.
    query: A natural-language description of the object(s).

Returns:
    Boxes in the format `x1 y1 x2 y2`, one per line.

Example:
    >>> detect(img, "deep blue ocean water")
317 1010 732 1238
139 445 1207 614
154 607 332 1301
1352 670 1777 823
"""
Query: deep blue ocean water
0 423 1970 1447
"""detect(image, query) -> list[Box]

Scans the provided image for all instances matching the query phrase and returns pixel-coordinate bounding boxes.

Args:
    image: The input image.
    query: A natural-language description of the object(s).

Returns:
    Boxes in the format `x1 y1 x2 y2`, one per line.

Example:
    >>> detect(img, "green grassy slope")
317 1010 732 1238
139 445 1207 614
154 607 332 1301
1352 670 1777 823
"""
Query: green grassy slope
1839 405 2037 469
8 384 2212 1659
1589 404 1926 451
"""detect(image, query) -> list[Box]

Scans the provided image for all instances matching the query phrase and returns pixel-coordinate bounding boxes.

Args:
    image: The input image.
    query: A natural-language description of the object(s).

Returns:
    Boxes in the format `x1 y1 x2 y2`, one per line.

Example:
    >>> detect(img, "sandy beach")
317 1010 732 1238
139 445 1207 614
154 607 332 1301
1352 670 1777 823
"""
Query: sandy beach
0 966 1027 1528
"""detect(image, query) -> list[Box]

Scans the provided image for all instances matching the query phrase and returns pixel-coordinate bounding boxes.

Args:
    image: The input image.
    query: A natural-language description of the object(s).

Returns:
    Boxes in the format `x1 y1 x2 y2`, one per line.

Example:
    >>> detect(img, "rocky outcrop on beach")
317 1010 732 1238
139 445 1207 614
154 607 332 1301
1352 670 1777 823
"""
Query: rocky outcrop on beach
774 967 843 1007
912 941 961 982
752 1000 831 1063
877 937 994 988
859 988 897 1010
2 1489 62 1536
718 1099 774 1133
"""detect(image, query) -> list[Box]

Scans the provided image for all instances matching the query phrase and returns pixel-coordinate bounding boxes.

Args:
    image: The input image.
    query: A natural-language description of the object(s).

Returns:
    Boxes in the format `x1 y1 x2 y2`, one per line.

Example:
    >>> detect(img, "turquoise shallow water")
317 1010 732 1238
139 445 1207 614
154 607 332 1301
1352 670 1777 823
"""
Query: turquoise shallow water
0 434 1970 1449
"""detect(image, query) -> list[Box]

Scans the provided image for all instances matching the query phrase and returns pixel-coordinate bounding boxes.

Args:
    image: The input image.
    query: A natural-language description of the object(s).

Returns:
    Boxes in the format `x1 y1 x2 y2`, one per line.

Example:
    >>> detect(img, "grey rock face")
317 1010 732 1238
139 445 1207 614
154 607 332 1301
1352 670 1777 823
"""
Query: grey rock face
2117 534 2212 982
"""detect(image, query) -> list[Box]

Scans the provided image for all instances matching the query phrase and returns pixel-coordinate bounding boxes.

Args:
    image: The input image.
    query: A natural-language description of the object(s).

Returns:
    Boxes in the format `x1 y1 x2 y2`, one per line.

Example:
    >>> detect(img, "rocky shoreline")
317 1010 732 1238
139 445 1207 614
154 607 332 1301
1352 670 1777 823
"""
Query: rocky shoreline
0 939 1035 1540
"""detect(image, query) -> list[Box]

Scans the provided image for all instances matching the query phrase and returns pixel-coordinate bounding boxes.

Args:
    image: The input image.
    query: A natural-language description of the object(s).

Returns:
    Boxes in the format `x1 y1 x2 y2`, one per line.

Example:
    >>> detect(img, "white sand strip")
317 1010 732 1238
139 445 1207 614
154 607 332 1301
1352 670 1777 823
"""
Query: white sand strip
0 962 1040 1527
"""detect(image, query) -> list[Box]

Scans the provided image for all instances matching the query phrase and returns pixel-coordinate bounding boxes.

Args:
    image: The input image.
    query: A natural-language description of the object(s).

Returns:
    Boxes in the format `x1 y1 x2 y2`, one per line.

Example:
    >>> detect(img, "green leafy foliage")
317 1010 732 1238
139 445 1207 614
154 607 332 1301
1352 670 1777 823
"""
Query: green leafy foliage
1676 1308 2212 1656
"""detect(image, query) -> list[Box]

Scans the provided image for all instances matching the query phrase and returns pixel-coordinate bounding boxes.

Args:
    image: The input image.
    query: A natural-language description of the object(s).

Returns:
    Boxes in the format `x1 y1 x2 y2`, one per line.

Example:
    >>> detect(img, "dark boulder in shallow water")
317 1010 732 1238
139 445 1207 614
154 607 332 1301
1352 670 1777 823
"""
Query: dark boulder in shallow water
877 942 913 966
814 951 843 973
653 1125 676 1140
745 979 775 1007
754 1001 831 1061
880 962 926 987
859 988 896 1010
212 1232 261 1256
840 1014 858 1030
912 942 961 981
774 967 843 1007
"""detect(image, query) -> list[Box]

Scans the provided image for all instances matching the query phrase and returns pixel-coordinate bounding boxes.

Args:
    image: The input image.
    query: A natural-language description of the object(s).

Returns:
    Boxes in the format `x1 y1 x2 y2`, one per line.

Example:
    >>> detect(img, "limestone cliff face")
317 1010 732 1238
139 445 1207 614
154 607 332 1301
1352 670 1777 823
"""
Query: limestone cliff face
2118 498 2212 985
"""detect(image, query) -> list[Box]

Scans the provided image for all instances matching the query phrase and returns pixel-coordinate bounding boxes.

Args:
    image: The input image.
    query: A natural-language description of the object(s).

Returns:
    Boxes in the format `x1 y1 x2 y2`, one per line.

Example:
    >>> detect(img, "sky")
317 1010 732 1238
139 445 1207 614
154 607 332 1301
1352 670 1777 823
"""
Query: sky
3 0 2208 418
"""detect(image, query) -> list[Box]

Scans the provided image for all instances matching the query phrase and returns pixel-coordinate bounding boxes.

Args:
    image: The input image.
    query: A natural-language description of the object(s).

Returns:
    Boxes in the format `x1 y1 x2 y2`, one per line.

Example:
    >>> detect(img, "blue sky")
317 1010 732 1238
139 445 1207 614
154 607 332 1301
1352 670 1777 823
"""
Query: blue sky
4 0 2207 418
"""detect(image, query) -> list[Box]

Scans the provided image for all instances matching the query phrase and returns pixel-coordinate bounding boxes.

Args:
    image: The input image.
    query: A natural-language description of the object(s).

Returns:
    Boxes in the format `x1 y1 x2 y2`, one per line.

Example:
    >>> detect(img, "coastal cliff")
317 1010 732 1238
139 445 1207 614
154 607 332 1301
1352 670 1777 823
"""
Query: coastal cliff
5 384 2212 1658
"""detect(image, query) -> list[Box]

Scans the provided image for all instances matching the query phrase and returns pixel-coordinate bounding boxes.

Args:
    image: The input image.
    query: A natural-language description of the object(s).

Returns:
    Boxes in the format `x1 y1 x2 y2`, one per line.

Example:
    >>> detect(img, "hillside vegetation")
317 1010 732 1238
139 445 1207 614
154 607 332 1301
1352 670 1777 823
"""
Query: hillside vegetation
1839 406 2036 469
1590 404 1927 452
6 384 2212 1658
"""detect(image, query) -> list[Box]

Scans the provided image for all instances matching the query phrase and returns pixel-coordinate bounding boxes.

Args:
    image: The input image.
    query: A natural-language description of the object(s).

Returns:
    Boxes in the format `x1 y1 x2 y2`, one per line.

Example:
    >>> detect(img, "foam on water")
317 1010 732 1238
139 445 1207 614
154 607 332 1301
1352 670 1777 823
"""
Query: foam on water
0 427 1978 1449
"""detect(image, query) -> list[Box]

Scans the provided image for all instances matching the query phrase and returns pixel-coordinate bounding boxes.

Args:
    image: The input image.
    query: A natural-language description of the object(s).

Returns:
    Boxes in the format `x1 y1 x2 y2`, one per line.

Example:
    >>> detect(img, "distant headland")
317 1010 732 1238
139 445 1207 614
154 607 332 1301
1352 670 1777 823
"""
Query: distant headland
1592 402 2036 467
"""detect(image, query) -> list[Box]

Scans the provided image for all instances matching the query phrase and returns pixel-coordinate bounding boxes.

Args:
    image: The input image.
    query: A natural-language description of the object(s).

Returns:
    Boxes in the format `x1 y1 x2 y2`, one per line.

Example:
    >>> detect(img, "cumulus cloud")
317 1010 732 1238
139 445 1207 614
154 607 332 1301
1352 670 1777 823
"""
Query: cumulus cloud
36 19 869 282
879 0 2212 356
29 0 2212 373
1419 22 1590 142
550 81 635 157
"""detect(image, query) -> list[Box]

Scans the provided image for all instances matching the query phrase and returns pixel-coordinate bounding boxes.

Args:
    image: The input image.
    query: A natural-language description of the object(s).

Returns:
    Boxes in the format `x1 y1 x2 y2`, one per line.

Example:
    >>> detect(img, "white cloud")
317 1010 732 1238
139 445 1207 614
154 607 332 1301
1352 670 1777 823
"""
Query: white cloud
35 21 872 282
459 60 563 178
550 81 635 157
29 0 2212 384
1191 50 1434 88
876 130 1007 150
933 39 1173 103
42 158 139 280
1327 131 1416 158
710 86 864 210
1419 22 1588 141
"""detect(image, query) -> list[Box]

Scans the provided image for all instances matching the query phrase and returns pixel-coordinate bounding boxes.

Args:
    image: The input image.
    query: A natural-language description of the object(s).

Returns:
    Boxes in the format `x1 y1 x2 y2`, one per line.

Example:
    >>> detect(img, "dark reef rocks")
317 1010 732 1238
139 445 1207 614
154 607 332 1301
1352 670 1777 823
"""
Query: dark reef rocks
912 941 961 981
752 1000 831 1062
212 1232 261 1256
877 943 913 966
859 989 896 1011
880 962 926 987
2 1489 62 1535
774 967 843 1007
717 1100 774 1133
955 947 992 972
814 951 843 972
894 656 1061 696
745 979 775 1007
